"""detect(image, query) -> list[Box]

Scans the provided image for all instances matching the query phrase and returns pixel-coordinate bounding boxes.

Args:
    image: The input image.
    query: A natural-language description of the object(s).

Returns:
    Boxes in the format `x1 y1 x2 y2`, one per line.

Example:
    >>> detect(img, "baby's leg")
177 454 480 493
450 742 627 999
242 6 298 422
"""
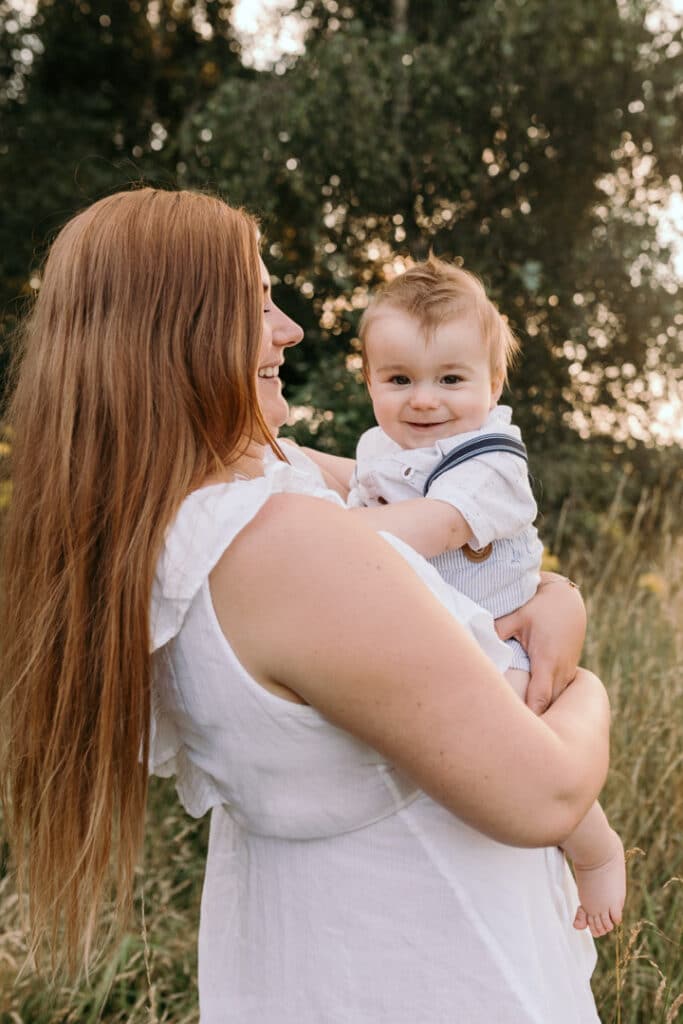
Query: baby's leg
504 667 626 937
562 802 626 938
504 668 529 702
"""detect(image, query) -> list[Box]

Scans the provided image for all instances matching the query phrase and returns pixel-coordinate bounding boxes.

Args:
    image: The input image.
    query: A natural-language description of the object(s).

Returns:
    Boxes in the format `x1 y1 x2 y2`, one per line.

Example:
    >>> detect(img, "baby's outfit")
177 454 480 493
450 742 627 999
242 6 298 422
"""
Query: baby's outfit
349 405 543 671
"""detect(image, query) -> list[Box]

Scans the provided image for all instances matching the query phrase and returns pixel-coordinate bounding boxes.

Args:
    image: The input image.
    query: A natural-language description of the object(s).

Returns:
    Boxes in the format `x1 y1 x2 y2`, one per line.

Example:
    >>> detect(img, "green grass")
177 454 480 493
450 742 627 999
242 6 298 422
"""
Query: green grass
2 498 682 1023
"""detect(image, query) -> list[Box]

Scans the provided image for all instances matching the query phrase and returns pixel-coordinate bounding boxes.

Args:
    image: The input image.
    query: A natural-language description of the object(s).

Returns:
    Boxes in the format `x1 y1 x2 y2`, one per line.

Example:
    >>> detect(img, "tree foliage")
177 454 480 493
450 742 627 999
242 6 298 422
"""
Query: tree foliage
180 0 682 457
0 0 242 364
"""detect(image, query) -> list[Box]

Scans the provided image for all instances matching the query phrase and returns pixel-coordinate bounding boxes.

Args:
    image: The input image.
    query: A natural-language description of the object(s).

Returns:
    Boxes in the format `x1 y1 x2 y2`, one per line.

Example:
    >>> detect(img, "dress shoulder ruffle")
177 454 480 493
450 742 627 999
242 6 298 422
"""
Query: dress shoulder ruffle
150 453 339 654
147 452 339 795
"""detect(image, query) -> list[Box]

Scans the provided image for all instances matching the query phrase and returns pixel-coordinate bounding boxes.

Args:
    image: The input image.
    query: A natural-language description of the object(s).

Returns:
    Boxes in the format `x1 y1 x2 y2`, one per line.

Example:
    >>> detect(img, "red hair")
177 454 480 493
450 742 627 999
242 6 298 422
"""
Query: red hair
0 188 271 971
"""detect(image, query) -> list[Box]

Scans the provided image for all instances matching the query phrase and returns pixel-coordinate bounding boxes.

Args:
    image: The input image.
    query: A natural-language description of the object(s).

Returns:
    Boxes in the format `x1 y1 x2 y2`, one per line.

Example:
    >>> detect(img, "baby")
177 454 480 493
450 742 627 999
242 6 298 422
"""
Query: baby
348 255 626 938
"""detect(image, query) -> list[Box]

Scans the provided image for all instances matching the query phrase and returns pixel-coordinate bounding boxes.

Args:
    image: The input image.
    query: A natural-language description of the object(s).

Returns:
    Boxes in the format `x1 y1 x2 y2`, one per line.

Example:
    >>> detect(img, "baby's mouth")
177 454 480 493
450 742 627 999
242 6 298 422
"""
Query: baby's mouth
406 421 447 428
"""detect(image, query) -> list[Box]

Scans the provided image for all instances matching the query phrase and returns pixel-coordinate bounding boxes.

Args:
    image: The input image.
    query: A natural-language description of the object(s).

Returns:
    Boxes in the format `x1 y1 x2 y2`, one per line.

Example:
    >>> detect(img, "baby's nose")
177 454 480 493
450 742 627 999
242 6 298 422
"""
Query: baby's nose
410 386 439 408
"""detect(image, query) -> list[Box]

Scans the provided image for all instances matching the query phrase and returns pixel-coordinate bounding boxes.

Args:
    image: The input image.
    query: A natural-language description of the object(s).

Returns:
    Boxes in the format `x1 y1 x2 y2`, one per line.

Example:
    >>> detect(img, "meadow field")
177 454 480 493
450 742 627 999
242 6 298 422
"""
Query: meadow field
1 484 682 1024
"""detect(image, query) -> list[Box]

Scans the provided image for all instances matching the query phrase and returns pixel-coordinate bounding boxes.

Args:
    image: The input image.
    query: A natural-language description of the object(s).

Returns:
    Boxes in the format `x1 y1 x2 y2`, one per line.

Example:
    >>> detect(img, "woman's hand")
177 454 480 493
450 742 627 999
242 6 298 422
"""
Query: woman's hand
495 572 587 715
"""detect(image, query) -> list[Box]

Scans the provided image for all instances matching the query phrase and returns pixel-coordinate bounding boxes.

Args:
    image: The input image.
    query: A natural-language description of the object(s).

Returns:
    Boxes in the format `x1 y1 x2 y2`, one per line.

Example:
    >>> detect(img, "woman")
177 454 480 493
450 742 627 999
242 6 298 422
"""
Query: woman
1 189 608 1022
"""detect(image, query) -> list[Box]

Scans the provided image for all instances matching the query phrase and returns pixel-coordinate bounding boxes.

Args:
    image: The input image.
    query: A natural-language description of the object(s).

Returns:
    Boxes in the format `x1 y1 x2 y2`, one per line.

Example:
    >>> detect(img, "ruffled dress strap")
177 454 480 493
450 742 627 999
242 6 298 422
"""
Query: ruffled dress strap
148 450 340 795
150 452 337 654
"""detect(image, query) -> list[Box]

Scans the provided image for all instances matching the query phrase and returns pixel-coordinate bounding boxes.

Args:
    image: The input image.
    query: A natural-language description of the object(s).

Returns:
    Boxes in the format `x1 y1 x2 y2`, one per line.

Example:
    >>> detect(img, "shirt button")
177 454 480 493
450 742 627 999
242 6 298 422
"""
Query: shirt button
463 542 493 563
377 496 388 505
402 466 413 478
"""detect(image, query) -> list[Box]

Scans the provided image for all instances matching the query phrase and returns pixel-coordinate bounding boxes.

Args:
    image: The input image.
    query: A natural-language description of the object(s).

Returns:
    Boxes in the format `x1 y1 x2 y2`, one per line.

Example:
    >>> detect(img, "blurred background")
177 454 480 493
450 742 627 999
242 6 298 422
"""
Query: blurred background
0 2 682 1021
1 0 682 546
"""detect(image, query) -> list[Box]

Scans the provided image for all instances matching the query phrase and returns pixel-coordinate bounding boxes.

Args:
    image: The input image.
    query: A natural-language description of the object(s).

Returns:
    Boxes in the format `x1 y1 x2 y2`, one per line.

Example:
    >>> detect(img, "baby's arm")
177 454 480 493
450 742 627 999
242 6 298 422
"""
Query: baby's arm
350 498 473 559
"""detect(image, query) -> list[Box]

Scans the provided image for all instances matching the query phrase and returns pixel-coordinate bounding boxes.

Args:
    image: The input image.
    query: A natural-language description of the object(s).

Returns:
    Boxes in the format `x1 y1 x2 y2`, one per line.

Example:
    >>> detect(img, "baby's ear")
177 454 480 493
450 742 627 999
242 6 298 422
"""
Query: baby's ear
490 374 504 407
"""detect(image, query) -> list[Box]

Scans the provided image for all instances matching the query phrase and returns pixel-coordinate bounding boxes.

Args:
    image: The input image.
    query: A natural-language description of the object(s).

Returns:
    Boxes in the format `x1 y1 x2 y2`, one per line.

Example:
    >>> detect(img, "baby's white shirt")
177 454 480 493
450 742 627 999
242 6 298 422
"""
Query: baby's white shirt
349 405 543 619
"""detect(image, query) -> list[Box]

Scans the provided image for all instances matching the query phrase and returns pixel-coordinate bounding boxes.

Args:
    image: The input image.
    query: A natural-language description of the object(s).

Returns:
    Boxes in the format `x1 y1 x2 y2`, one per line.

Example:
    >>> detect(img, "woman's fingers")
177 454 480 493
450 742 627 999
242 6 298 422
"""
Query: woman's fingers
494 607 524 644
525 668 554 715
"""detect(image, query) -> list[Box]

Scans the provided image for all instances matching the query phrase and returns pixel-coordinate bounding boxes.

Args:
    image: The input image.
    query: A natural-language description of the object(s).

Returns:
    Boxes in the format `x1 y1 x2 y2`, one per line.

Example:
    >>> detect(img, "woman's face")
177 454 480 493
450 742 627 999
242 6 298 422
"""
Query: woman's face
257 260 304 432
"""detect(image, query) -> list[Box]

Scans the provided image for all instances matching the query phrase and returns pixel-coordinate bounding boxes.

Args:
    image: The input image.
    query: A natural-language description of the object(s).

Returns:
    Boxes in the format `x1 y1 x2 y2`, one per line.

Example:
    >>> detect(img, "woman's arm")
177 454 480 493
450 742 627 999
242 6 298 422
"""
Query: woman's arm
297 446 356 499
278 439 355 499
496 572 587 715
211 495 609 848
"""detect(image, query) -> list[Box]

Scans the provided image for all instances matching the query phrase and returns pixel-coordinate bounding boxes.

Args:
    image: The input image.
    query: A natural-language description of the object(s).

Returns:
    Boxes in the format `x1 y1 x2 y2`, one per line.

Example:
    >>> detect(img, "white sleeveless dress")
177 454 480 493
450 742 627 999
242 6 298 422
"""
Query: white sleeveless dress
149 448 599 1023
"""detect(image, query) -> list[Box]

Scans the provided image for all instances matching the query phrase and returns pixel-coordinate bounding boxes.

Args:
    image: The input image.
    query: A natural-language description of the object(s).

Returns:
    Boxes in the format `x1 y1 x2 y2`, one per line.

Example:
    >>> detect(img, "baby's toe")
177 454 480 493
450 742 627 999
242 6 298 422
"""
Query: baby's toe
573 906 588 931
600 911 615 934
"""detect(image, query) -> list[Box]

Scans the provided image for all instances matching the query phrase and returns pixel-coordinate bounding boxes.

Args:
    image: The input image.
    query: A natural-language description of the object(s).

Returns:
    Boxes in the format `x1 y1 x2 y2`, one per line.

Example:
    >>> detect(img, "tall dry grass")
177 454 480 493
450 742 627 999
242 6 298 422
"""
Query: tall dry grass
1 487 682 1023
570 489 683 1024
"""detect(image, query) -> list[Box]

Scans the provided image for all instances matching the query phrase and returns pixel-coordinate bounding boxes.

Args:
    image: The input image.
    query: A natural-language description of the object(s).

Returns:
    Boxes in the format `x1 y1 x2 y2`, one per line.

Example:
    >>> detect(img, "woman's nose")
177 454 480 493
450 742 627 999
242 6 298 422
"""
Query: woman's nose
272 306 304 348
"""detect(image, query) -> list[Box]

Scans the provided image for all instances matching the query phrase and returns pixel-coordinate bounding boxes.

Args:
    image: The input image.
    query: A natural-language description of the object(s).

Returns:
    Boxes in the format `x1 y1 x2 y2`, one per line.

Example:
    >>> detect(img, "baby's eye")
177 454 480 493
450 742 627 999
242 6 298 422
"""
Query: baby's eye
389 374 411 385
441 374 462 385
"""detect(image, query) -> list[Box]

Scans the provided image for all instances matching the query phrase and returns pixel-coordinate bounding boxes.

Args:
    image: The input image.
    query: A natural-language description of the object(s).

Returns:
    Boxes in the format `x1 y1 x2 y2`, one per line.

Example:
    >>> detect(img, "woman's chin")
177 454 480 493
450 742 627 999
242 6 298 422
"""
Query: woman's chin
258 403 288 437
257 384 289 435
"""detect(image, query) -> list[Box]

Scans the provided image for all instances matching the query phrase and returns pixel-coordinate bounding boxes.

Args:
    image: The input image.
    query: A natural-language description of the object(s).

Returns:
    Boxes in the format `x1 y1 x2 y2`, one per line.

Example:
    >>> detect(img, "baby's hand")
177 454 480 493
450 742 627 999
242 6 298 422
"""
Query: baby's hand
571 829 626 938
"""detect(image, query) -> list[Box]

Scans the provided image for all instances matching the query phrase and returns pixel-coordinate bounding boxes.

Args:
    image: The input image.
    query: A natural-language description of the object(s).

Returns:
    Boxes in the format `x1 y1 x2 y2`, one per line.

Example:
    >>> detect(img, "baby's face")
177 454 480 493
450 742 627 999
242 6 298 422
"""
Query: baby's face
364 307 501 449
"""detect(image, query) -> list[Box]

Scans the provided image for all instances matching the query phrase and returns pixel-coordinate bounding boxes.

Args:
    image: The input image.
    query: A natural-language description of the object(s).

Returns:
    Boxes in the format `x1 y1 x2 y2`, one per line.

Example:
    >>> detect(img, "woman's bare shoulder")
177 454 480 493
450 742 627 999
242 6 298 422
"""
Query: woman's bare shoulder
211 489 386 598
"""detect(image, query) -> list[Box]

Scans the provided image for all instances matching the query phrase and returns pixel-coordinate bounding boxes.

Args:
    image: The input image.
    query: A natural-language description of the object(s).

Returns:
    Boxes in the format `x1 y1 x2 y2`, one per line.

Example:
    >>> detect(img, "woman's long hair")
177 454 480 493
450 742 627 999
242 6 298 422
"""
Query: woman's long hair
0 188 270 972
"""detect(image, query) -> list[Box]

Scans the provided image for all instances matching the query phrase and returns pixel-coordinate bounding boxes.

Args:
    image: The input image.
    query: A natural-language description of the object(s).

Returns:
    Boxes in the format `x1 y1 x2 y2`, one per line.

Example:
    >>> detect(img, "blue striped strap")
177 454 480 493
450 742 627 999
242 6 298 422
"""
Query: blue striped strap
422 434 528 496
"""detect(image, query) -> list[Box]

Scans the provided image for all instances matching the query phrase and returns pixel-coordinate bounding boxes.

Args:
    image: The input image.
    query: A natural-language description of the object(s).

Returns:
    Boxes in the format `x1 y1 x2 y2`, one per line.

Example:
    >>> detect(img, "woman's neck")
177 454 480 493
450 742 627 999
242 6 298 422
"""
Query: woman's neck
201 440 268 488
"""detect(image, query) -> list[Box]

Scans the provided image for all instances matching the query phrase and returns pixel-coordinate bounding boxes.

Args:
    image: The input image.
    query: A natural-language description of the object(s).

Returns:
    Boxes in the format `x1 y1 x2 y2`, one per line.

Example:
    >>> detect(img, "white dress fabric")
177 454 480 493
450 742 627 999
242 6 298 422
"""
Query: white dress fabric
150 446 599 1024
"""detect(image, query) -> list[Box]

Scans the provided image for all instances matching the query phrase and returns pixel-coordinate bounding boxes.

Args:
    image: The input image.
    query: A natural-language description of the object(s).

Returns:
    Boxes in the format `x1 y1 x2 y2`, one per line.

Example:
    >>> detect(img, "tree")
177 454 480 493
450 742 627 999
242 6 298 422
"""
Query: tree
178 0 682 465
0 0 243 376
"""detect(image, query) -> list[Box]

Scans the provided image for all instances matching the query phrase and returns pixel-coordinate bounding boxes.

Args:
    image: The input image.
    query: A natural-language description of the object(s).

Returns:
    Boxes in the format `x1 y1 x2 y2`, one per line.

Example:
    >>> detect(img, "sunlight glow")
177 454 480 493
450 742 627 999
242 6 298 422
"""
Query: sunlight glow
232 0 306 70
660 192 683 279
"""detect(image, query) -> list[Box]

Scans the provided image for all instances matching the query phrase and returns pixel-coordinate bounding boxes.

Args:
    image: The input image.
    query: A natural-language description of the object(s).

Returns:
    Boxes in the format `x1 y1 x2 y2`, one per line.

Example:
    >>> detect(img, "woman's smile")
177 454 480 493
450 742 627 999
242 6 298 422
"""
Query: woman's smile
257 363 282 380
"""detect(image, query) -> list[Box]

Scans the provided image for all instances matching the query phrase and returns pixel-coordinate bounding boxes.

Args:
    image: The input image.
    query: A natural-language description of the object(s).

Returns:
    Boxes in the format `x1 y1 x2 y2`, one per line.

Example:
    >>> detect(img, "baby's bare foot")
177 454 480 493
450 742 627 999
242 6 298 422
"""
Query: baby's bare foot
571 830 626 938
